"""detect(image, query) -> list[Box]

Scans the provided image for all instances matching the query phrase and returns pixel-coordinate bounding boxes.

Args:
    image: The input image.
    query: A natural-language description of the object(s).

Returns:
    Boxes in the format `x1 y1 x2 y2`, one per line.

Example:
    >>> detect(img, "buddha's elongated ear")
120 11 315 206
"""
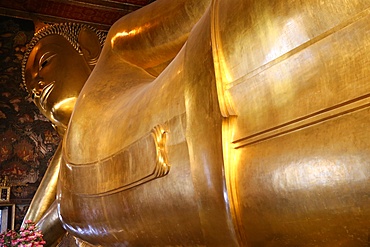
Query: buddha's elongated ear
78 27 102 67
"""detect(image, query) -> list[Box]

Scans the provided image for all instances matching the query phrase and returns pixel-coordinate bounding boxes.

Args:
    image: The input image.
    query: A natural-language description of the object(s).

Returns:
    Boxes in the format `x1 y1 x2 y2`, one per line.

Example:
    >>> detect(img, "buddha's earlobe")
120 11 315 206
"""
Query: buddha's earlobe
78 27 102 67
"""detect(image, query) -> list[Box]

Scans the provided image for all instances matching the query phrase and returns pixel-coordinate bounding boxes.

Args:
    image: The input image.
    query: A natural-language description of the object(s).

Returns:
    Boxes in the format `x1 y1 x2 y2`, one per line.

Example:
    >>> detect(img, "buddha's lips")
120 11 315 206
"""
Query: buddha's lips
39 82 54 110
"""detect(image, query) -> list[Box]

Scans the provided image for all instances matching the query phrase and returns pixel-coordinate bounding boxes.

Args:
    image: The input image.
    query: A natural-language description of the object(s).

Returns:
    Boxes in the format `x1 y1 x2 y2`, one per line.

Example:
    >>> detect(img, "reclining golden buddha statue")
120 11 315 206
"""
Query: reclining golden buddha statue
22 0 370 246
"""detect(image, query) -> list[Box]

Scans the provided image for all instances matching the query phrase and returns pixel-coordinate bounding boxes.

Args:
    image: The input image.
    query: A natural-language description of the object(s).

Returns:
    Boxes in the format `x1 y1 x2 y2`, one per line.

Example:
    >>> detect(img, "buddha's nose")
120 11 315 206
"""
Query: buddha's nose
31 78 45 100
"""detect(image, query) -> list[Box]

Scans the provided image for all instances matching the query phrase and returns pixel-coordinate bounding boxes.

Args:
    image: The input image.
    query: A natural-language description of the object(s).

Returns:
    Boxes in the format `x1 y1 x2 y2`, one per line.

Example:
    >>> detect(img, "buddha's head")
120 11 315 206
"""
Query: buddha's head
22 23 106 135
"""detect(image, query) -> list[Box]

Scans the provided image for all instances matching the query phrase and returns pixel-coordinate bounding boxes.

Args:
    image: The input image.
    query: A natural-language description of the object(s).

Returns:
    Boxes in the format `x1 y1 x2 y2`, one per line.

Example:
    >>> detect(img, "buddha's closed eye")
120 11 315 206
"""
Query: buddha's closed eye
39 52 57 71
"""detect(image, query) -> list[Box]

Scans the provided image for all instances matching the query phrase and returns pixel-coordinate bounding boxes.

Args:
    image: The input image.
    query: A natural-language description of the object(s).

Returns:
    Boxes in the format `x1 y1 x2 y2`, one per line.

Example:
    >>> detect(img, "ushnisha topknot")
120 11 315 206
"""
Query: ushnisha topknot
21 22 106 92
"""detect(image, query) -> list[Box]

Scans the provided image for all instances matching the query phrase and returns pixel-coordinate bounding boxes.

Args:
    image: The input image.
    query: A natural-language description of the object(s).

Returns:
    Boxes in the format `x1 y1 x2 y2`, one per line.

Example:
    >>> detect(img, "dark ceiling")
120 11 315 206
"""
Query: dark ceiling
0 0 156 30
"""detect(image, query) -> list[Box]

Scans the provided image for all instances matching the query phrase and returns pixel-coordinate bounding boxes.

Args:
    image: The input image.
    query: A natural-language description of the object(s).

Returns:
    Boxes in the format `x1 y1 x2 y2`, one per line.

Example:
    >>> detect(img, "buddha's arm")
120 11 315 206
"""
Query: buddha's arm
22 143 62 227
106 0 211 76
35 200 65 247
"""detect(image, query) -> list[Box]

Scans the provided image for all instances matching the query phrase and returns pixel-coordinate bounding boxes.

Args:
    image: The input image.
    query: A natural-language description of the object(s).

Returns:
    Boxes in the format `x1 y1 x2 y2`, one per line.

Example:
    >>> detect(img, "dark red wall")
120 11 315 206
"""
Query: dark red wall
0 16 60 230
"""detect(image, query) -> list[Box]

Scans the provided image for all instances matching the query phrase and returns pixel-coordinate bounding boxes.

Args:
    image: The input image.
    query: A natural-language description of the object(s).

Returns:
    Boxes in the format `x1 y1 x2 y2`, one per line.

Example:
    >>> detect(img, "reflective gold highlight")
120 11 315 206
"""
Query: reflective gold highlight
22 0 370 246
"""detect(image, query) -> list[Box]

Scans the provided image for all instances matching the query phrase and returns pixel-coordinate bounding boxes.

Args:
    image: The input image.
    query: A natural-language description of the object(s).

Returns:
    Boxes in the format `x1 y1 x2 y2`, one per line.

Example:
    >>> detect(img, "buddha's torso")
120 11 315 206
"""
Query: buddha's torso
60 0 370 246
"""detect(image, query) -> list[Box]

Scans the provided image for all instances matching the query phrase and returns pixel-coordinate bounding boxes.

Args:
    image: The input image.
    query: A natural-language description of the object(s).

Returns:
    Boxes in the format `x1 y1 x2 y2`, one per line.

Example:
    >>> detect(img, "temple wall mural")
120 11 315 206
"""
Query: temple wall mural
0 16 60 230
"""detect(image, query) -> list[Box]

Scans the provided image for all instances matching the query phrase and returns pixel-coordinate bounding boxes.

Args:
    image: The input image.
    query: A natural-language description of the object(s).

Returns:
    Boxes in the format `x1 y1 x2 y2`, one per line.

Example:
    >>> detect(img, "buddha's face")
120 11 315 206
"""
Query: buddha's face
24 34 92 134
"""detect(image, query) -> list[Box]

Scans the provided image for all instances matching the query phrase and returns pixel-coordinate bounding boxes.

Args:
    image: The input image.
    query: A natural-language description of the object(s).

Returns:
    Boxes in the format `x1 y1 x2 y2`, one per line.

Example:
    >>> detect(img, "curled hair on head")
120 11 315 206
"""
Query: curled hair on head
21 22 107 92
